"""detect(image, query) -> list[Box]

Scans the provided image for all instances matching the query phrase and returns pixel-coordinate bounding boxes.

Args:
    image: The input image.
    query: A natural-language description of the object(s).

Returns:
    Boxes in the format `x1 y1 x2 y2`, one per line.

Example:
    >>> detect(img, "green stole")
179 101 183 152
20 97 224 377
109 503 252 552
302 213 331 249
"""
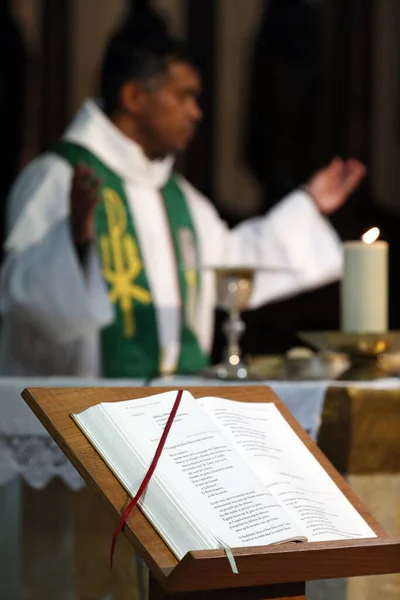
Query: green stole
54 141 208 378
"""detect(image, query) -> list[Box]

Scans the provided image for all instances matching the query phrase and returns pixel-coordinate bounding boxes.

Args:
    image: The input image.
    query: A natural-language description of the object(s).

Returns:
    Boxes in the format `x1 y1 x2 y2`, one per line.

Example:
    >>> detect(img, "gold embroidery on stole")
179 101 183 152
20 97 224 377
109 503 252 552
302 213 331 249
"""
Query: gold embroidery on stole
100 188 151 337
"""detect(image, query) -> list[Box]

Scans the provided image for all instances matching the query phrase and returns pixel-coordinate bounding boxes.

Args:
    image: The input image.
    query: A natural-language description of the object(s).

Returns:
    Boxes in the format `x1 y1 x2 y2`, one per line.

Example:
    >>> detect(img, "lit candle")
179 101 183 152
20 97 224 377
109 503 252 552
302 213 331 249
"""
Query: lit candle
341 228 388 333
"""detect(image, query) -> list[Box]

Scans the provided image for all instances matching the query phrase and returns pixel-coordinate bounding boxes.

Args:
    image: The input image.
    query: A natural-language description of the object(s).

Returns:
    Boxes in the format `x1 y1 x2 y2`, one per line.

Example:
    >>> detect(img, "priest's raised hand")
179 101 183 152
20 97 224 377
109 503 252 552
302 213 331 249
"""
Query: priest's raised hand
304 158 366 215
70 163 102 246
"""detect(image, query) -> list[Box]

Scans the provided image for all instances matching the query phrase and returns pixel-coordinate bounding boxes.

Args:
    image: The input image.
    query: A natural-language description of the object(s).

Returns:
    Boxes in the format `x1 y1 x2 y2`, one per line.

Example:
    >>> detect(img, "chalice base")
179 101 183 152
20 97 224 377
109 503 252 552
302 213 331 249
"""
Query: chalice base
202 360 261 381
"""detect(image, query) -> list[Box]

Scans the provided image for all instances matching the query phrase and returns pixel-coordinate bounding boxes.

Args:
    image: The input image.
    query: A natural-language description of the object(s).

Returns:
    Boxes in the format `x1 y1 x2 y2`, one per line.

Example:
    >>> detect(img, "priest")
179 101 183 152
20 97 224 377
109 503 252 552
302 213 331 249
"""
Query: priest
0 29 365 377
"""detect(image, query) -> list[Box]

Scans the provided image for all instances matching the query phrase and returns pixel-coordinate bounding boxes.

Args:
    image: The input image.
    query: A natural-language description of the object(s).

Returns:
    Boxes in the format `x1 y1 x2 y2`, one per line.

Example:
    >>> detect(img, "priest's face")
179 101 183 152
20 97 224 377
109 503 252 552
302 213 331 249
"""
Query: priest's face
126 61 202 157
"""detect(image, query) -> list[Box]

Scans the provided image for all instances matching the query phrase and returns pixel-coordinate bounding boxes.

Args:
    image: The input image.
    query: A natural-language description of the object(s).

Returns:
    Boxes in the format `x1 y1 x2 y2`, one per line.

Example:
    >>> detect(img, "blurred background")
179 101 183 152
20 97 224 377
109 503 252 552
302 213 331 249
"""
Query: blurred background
2 0 400 358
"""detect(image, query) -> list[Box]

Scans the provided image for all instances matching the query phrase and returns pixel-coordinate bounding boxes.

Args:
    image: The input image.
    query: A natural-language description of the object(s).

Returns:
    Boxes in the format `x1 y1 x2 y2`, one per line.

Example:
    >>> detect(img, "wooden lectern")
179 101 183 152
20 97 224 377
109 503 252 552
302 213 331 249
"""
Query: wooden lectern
22 386 400 600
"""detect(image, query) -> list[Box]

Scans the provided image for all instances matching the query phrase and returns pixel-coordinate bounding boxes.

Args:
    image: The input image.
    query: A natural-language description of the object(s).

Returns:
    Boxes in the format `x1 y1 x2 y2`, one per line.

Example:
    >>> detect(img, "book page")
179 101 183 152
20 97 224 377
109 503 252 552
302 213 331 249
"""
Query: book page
101 391 305 551
200 397 376 542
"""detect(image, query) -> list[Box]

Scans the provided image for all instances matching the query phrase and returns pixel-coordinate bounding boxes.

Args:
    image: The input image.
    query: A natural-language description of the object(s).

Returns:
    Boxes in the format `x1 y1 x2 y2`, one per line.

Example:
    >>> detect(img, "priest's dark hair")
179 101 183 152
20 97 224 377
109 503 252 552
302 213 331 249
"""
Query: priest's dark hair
100 11 196 116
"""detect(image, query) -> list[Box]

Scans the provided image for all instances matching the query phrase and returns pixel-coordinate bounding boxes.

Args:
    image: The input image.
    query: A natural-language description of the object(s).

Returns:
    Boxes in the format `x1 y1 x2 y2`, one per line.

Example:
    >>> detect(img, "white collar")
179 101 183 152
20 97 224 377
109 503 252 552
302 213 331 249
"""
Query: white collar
63 99 174 189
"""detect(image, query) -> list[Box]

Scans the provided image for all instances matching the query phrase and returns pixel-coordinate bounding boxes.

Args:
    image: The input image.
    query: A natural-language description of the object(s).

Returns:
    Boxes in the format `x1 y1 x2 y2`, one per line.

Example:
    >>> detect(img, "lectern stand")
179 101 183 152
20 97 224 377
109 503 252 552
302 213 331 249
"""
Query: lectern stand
22 386 400 600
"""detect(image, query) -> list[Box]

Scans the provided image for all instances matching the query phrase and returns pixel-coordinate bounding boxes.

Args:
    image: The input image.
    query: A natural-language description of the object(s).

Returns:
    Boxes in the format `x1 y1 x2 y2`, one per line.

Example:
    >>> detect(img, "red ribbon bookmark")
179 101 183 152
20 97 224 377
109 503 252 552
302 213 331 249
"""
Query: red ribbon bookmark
110 389 183 569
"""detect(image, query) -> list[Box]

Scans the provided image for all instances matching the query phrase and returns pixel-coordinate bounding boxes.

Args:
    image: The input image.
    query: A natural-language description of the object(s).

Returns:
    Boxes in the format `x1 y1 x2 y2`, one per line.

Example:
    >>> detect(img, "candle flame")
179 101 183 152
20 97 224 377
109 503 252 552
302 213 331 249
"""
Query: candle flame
362 227 380 244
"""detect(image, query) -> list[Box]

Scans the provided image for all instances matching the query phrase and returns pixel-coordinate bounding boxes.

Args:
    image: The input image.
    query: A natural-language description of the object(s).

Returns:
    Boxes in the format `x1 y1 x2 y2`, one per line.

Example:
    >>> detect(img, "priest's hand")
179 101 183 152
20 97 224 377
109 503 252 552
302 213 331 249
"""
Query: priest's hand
304 158 366 215
70 163 102 245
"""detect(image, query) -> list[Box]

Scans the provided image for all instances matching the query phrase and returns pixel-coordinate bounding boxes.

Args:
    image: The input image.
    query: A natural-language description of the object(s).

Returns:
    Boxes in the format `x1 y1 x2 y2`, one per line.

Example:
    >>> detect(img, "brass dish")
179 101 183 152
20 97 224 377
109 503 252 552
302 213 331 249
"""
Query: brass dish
299 331 400 380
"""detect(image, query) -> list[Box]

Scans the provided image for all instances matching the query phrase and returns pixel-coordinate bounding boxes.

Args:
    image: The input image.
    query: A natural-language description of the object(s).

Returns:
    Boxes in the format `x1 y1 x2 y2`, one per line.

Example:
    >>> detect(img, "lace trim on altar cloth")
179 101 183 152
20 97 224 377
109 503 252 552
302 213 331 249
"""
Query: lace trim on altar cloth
0 435 85 490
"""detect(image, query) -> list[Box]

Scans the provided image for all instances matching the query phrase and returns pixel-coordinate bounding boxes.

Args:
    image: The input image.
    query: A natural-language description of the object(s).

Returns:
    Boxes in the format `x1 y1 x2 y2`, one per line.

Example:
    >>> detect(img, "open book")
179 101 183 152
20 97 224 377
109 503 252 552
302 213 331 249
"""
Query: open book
72 390 376 560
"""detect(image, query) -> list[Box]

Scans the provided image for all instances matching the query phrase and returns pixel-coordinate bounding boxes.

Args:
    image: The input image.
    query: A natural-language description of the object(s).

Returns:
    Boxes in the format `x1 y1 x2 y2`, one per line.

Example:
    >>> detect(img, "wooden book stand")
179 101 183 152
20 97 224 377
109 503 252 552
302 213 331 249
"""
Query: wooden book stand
22 386 400 600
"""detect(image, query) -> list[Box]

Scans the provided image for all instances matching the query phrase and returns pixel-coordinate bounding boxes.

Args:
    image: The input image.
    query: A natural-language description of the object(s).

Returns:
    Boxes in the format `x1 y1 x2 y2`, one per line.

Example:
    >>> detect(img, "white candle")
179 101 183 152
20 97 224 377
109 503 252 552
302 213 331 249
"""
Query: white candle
341 228 388 333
